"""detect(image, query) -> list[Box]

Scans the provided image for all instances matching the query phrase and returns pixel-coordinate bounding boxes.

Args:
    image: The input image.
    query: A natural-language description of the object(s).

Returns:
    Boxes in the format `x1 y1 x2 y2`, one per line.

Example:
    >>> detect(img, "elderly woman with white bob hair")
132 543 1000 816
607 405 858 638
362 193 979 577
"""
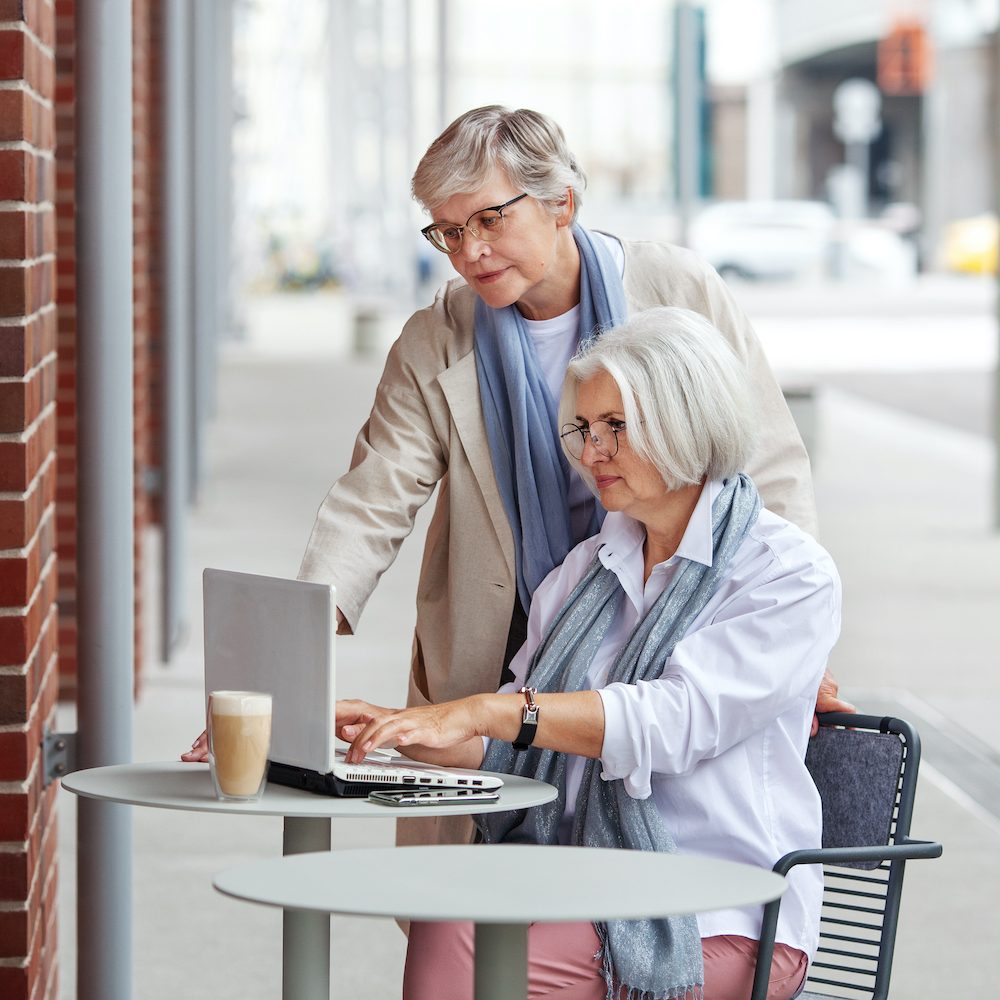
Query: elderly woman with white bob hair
337 306 841 1000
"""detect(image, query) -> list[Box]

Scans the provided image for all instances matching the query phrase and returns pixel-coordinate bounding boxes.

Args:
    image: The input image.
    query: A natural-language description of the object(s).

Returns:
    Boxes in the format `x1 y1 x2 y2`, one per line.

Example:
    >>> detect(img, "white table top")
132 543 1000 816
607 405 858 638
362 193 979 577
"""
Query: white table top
214 844 786 923
60 762 556 819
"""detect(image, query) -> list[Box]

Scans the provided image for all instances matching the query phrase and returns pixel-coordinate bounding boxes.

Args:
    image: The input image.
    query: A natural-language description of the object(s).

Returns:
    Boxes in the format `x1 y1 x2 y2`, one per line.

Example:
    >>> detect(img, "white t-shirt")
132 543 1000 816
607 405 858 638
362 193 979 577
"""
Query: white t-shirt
522 231 625 542
499 480 841 957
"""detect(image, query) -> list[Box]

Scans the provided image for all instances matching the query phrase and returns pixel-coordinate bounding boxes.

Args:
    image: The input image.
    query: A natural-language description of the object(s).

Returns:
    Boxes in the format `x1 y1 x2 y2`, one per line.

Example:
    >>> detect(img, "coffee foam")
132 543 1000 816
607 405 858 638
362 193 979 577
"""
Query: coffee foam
210 690 272 716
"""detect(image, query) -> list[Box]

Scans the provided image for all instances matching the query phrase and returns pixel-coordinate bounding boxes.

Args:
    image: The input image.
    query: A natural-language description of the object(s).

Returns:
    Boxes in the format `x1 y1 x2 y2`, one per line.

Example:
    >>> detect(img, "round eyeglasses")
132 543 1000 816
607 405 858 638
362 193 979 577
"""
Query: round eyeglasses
560 420 627 460
420 193 529 254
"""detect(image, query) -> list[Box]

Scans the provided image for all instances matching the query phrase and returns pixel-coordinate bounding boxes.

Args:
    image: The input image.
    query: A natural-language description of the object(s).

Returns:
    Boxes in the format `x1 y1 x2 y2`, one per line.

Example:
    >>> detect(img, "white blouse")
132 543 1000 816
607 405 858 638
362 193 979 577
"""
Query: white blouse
501 480 841 956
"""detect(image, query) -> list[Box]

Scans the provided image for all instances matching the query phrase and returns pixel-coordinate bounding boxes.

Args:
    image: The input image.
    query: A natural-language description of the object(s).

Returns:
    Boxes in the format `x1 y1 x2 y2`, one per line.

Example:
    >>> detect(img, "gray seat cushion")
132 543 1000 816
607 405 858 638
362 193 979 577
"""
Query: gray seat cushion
805 727 903 870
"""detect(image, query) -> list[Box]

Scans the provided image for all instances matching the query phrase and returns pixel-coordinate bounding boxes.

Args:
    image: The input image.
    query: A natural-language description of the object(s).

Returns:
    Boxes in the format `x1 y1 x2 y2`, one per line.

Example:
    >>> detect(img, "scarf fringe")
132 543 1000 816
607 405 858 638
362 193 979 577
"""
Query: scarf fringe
597 922 704 1000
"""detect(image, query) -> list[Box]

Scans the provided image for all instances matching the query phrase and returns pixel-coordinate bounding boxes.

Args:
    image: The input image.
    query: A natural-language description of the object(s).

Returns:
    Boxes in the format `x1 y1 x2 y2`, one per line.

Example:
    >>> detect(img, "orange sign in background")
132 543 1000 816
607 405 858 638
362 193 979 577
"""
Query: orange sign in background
878 20 933 95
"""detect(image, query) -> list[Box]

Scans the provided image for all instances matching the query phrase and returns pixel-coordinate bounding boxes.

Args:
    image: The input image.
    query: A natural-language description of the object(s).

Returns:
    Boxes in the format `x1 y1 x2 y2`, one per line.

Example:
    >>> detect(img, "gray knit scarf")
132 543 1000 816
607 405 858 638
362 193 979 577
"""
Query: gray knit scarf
477 475 762 1000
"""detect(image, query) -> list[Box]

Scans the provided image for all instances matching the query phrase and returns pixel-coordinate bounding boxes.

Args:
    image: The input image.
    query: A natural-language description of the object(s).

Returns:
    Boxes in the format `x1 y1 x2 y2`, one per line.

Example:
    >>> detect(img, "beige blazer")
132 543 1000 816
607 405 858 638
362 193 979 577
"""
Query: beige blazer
299 238 817 842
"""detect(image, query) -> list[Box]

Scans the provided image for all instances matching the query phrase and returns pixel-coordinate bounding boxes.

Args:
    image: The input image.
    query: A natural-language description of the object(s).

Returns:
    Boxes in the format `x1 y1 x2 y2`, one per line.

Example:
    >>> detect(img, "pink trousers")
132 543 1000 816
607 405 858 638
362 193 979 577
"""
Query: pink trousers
403 921 808 1000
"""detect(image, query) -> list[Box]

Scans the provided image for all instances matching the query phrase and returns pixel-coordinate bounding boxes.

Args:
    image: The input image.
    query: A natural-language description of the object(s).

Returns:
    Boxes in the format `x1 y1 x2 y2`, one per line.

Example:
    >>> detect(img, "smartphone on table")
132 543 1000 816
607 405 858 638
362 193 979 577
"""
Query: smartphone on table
368 788 501 807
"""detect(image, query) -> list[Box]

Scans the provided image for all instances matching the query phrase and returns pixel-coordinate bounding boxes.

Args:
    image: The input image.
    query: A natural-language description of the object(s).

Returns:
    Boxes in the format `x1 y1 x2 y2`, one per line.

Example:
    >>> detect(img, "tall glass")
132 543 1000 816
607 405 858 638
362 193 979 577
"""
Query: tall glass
207 690 272 802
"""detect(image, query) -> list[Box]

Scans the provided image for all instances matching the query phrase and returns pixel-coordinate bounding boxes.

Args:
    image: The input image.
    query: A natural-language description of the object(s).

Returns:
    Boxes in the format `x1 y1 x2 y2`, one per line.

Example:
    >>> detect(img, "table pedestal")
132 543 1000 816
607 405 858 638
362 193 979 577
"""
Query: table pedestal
282 817 332 1000
475 923 528 1000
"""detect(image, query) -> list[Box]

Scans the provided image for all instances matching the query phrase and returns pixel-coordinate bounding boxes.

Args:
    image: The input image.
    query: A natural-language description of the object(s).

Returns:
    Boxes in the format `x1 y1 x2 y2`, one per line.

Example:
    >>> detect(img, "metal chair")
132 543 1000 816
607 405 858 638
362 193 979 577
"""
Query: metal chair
750 712 942 1000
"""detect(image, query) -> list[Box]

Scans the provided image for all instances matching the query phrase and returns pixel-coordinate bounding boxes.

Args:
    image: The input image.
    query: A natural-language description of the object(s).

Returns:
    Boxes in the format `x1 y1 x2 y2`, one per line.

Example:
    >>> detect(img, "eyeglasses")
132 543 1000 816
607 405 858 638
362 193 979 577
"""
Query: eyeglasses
560 420 627 460
420 193 529 254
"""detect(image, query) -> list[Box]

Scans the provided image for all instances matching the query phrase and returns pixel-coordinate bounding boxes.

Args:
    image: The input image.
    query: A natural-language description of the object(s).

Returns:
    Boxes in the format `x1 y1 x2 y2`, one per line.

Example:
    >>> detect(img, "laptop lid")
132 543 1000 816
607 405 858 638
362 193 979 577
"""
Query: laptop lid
203 568 338 772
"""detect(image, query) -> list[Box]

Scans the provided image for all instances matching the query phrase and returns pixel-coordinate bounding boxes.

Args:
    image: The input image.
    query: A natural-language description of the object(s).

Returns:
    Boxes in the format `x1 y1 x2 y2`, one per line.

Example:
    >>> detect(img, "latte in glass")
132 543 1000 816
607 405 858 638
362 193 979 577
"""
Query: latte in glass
208 690 272 801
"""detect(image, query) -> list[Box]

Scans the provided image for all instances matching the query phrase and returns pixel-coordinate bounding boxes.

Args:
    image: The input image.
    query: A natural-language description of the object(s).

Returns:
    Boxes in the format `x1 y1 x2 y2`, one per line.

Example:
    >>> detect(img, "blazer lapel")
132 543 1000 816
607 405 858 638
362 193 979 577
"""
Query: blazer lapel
437 352 516 578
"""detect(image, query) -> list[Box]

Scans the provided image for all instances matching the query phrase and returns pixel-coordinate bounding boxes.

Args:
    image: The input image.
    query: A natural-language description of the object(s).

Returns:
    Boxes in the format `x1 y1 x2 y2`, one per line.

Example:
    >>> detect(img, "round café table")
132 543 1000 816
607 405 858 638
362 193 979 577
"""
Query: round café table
215 844 787 1000
61 762 556 1000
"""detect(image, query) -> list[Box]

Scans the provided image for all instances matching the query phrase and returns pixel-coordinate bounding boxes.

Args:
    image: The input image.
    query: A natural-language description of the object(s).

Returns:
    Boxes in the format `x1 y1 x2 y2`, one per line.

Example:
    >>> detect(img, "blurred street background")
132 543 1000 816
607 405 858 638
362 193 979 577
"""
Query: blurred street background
48 0 1000 996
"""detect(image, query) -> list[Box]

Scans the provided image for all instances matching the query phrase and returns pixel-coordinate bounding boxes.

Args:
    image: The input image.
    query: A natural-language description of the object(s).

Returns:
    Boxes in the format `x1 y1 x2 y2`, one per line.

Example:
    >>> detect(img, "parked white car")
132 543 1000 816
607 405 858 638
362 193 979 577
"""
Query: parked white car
689 200 837 280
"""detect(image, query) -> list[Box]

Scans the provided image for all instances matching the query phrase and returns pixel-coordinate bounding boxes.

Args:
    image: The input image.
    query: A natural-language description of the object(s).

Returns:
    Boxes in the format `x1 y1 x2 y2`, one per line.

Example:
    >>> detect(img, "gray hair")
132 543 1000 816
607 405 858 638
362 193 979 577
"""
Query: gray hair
558 307 756 492
411 106 586 222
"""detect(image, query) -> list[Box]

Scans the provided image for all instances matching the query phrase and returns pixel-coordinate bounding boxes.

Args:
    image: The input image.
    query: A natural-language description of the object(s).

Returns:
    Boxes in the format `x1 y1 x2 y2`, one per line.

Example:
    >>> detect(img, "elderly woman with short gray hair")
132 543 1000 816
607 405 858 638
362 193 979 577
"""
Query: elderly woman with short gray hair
338 307 840 1000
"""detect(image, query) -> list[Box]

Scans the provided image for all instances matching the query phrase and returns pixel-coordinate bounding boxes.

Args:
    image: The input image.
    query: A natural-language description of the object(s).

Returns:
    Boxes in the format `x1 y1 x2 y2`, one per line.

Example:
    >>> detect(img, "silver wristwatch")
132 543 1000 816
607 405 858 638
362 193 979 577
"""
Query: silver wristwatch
512 686 539 751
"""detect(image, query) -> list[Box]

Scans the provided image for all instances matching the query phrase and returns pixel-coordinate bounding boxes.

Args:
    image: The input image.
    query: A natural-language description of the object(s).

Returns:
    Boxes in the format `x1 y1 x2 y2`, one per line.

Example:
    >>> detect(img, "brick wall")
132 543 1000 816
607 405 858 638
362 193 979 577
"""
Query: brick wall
54 0 158 696
0 0 165 993
0 0 61 996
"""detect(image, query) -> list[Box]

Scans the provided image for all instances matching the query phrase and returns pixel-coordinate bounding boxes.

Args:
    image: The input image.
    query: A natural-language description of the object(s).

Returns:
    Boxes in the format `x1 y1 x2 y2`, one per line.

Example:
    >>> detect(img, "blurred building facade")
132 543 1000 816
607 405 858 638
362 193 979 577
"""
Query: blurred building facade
726 0 999 255
234 0 683 296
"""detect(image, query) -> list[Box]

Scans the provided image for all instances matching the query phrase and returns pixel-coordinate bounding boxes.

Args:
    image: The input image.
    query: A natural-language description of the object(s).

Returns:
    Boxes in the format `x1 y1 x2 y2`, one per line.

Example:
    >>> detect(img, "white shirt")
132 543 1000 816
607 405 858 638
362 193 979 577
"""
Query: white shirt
501 480 841 956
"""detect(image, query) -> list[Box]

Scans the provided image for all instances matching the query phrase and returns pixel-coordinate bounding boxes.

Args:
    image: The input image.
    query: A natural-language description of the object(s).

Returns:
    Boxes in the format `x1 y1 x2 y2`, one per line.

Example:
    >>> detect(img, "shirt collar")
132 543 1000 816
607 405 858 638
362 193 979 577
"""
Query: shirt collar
597 480 721 571
673 479 719 568
595 510 645 572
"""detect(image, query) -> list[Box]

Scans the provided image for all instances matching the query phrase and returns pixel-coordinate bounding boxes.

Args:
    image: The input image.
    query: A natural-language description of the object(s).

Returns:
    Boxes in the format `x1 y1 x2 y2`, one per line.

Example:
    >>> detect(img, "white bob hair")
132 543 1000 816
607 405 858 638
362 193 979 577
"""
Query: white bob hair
558 307 756 492
411 105 586 223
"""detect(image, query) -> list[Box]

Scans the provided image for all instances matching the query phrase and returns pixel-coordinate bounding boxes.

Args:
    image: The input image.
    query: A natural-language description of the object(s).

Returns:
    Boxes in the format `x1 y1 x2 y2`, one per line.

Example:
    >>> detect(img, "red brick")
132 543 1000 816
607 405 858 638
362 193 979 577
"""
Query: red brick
0 210 29 258
0 698 46 781
0 729 30 780
0 756 52 907
0 87 28 142
0 27 53 100
0 1 27 22
0 789 30 840
0 369 47 435
0 508 54 603
0 908 29 957
34 50 54 104
0 555 56 673
0 28 26 79
0 259 54 320
0 87 51 149
35 2 56 51
0 454 23 493
0 461 54 549
0 149 29 201
0 382 31 434
0 757 42 841
0 964 28 1000
0 835 44 959
0 405 54 491
0 669 31 723
0 507 25 551
0 264 29 316
0 847 29 899
38 209 55 256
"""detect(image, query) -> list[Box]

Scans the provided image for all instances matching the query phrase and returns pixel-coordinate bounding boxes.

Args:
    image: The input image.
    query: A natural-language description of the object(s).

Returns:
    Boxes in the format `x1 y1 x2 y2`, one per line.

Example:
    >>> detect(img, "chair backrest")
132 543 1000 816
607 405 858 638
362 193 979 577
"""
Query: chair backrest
802 714 921 999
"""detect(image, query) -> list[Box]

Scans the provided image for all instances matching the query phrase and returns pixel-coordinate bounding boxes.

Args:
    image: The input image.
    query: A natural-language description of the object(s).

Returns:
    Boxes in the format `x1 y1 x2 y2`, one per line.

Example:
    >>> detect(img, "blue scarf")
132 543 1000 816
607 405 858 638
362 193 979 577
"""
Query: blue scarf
478 476 763 1000
473 225 628 611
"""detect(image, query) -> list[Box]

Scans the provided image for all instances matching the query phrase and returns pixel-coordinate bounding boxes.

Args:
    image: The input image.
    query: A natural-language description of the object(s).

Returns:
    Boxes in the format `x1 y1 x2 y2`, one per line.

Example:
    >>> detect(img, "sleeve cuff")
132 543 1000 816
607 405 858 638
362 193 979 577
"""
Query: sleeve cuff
597 685 652 799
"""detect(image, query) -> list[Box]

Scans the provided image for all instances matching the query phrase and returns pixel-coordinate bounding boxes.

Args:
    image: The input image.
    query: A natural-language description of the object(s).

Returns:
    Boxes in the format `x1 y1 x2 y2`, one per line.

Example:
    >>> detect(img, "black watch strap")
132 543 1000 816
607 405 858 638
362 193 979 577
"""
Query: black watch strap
512 686 539 751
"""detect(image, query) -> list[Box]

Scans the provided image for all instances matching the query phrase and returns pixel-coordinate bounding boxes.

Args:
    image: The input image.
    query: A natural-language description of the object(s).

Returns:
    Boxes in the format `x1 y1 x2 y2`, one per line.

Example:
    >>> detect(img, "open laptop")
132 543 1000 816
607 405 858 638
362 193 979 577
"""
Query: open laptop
202 568 503 797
